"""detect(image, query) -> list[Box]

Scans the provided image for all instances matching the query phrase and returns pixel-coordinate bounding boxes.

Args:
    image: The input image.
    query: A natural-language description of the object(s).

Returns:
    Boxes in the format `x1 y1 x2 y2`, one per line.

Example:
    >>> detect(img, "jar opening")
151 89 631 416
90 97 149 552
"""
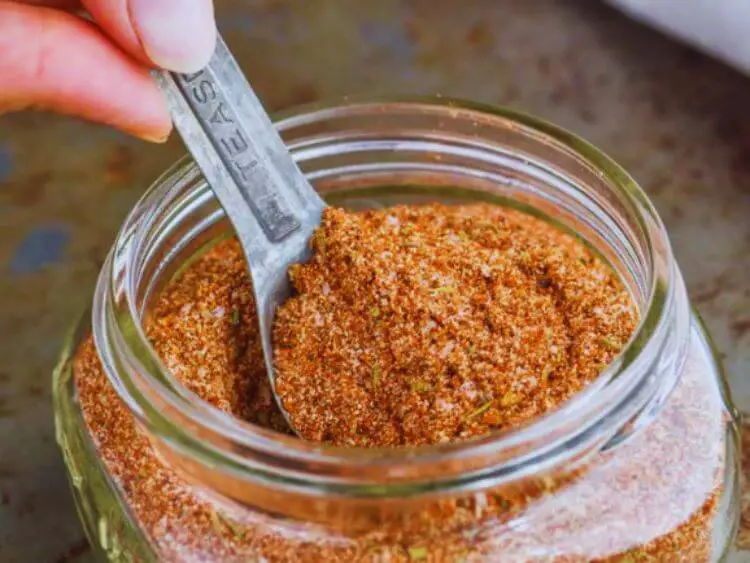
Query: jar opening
93 97 688 498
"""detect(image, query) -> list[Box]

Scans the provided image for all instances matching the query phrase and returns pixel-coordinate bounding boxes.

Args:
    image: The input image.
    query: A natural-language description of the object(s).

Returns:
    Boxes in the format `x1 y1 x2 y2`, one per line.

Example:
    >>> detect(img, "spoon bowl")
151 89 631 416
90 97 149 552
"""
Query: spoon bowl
155 35 326 435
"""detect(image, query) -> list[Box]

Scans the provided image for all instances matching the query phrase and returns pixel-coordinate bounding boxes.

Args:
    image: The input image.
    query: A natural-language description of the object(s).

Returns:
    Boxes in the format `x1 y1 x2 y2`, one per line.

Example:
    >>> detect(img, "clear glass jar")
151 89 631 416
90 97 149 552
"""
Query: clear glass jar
53 98 740 562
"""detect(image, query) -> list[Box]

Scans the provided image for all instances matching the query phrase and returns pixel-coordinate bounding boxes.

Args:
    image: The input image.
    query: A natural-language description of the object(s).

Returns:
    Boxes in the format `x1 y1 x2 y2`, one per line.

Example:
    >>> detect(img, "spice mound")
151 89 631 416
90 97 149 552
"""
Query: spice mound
273 204 637 447
71 227 726 562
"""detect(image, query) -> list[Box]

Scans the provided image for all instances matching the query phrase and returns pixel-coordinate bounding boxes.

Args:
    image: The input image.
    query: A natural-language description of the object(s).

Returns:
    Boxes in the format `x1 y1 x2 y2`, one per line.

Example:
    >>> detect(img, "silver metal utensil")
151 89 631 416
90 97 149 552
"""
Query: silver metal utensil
154 34 326 433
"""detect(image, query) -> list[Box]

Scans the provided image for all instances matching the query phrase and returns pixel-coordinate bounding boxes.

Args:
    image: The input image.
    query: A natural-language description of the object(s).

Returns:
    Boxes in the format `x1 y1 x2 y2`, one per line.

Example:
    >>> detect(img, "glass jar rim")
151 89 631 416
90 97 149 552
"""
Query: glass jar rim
96 95 685 495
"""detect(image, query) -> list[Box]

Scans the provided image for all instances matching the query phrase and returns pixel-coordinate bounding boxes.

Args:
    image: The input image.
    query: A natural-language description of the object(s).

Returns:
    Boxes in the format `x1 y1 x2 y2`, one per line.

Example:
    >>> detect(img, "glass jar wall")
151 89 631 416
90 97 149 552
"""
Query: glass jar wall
53 99 740 562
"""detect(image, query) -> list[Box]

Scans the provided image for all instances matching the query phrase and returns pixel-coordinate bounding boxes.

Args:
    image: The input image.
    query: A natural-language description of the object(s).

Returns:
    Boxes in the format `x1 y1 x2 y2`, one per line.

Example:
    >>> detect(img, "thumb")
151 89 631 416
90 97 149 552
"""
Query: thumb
83 0 217 73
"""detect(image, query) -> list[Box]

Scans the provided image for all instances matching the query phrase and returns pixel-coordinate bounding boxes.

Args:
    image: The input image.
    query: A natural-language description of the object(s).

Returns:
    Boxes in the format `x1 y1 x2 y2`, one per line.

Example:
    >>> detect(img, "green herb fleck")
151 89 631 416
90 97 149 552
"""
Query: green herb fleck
411 379 430 393
231 310 241 326
371 307 381 318
209 510 244 538
480 221 501 234
466 400 493 421
288 263 302 285
222 515 243 538
408 546 428 560
434 286 456 294
599 336 621 351
311 230 327 253
372 365 382 387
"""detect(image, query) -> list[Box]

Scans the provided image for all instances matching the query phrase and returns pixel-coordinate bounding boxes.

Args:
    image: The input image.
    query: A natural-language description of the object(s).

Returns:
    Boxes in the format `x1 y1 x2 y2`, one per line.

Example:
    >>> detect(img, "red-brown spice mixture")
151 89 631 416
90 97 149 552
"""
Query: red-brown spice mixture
144 241 289 433
71 204 728 561
274 204 637 446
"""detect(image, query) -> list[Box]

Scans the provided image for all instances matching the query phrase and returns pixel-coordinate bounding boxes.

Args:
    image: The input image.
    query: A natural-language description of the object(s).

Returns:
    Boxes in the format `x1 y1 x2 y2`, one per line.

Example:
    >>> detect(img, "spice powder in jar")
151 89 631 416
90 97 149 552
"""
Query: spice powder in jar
72 202 726 561
273 204 637 447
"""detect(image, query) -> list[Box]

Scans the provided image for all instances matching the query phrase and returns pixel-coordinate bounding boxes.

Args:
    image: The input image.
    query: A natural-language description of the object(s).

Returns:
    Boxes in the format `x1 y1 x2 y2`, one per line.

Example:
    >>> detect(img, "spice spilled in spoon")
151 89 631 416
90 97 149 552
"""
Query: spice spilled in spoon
155 34 325 434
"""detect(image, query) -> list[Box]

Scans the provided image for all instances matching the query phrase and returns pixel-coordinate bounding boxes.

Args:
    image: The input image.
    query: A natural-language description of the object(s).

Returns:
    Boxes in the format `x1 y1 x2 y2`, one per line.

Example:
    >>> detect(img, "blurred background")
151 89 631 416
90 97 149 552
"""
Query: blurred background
1 1 749 560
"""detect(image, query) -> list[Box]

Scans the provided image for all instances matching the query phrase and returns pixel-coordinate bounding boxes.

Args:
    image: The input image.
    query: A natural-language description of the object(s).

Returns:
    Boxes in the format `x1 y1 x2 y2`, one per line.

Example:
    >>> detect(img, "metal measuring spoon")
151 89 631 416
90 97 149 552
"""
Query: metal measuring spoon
155 35 326 434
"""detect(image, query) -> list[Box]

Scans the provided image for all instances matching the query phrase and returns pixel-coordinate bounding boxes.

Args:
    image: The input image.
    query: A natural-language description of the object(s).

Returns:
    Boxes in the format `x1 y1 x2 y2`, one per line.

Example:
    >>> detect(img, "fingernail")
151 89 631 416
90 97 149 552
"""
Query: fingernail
129 0 216 73
141 129 172 144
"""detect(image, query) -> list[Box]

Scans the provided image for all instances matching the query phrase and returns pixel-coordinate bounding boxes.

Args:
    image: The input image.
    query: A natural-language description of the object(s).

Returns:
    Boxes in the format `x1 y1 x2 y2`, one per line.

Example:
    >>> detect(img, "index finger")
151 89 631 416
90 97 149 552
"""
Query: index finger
0 3 171 141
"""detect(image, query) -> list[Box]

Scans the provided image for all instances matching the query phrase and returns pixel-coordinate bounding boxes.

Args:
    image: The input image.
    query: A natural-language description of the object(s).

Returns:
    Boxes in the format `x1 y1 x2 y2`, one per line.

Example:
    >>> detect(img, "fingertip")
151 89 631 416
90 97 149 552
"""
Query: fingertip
128 0 217 73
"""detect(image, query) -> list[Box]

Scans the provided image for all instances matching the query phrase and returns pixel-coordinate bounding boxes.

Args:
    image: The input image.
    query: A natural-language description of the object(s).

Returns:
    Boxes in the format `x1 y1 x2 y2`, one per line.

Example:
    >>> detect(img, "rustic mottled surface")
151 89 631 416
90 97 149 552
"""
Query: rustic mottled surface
0 1 748 561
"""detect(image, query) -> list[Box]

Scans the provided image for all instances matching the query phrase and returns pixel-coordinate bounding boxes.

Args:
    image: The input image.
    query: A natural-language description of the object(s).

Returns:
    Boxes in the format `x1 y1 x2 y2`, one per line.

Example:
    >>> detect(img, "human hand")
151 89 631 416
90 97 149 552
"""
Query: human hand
0 0 217 142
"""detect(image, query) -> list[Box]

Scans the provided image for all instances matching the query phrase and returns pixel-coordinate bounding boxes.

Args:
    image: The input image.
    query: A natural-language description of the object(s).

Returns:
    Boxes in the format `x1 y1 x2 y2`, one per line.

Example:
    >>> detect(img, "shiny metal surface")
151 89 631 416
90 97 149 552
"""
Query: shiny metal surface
156 34 325 433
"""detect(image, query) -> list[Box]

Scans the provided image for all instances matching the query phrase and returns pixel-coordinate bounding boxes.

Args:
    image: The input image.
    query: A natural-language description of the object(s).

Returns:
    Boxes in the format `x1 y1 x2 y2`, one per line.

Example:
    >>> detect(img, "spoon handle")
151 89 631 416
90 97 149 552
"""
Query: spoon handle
154 34 324 280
